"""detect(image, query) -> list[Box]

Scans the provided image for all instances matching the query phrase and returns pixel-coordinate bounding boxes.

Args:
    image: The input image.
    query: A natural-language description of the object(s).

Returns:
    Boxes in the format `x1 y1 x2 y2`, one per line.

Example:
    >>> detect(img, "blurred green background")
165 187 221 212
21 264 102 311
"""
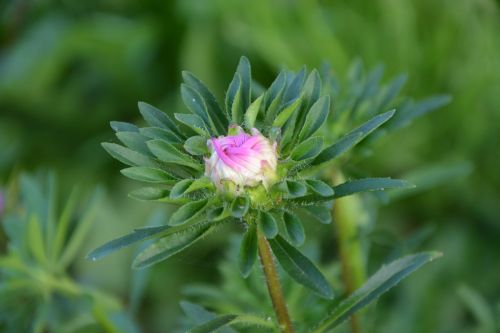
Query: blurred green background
1 0 499 332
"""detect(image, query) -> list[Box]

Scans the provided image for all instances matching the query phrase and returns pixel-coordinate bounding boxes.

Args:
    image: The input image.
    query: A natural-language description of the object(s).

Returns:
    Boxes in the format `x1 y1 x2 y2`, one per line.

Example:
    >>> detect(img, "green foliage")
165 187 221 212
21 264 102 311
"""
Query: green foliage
0 173 135 333
269 236 333 300
311 252 442 332
94 57 407 285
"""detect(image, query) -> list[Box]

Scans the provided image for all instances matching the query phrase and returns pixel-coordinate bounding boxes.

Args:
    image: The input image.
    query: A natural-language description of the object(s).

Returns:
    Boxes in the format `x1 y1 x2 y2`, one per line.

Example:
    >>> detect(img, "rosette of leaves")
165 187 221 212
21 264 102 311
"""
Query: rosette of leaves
88 57 416 331
0 173 137 333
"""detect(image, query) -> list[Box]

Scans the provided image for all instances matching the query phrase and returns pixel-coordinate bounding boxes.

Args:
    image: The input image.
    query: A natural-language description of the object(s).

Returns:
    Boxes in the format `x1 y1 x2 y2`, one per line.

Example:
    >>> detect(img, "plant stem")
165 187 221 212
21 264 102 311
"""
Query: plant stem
257 230 295 333
332 171 367 333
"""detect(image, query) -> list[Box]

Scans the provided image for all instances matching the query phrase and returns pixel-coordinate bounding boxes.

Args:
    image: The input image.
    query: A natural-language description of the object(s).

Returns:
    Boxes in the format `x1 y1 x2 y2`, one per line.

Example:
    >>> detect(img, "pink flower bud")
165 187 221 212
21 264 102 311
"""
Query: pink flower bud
205 128 278 193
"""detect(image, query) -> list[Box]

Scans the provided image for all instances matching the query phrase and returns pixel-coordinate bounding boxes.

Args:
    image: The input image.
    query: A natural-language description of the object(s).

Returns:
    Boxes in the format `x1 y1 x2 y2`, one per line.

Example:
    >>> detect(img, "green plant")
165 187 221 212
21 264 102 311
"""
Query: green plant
0 173 136 333
89 57 441 332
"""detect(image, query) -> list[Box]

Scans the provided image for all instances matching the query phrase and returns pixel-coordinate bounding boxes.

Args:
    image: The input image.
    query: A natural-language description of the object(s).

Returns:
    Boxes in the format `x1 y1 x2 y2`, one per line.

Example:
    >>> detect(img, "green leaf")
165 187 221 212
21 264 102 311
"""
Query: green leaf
129 187 171 201
379 74 407 110
264 72 287 126
280 180 307 199
147 140 202 171
169 198 209 226
185 177 214 195
140 127 182 143
132 223 215 269
236 56 252 112
312 110 395 165
264 71 286 110
284 67 306 103
230 81 243 125
181 84 217 135
138 101 181 136
60 189 103 269
258 211 278 239
27 215 48 266
306 179 334 197
182 71 228 132
301 69 322 110
283 211 305 246
170 179 194 199
175 113 210 137
53 187 79 259
244 94 263 129
187 315 238 333
296 205 332 225
121 167 177 184
110 121 138 133
333 178 414 198
225 57 251 124
86 225 171 261
239 223 257 278
184 136 209 156
116 131 150 155
388 95 452 130
102 142 158 167
272 97 302 128
231 196 250 218
226 74 241 123
311 252 442 333
298 95 330 142
269 236 333 299
290 136 323 161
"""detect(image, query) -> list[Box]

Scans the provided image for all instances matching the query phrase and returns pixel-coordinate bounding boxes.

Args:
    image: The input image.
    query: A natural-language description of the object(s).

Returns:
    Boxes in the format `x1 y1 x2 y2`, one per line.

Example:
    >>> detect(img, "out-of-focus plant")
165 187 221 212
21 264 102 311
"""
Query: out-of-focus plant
0 173 137 333
89 57 440 332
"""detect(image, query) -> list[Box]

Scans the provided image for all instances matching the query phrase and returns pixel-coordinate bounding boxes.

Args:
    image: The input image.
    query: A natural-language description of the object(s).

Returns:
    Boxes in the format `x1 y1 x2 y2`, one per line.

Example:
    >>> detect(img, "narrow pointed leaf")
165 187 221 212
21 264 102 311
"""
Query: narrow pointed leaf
312 110 395 165
147 140 202 170
283 212 305 246
301 69 322 110
102 143 158 167
333 178 414 198
116 131 150 155
388 95 452 130
284 67 306 103
187 315 238 333
86 225 171 261
140 127 182 143
182 71 228 130
239 223 257 278
258 211 278 239
269 236 333 299
226 74 240 123
244 94 263 129
184 136 209 156
138 101 180 136
298 95 330 141
306 179 334 197
290 136 323 161
236 56 252 112
170 179 194 199
175 113 210 137
169 198 209 226
110 121 138 133
121 167 177 184
132 223 216 269
311 252 442 333
272 97 302 128
181 84 217 135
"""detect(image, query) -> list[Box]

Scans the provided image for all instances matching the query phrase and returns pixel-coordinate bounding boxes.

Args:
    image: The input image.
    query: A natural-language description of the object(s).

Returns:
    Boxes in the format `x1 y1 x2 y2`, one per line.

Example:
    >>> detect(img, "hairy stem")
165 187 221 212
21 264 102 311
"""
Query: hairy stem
257 230 295 333
332 171 367 333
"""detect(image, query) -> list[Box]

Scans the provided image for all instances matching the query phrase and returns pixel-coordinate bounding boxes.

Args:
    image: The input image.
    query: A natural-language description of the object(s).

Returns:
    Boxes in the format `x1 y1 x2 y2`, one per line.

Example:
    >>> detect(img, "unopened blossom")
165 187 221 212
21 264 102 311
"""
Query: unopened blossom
205 128 278 193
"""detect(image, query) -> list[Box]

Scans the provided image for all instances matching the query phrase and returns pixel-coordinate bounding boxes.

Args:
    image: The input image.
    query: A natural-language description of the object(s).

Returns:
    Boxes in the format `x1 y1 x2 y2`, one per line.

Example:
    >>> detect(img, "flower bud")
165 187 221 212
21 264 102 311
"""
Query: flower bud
205 128 278 194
